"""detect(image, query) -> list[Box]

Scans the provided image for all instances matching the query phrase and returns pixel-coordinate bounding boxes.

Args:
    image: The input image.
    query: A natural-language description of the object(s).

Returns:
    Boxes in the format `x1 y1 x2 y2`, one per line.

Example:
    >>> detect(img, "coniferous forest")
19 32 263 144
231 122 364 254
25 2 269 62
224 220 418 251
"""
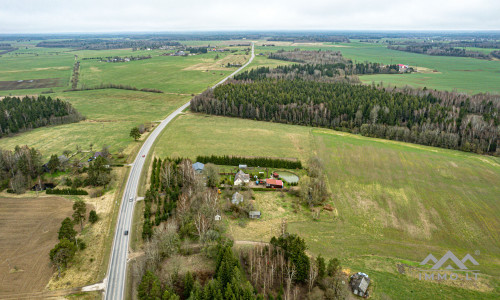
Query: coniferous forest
191 79 499 155
0 95 84 137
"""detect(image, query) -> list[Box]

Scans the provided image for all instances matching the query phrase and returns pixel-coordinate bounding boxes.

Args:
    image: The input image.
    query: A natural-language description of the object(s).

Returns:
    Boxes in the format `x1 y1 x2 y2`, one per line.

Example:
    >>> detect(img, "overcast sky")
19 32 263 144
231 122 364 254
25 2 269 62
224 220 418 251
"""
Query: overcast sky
0 0 498 33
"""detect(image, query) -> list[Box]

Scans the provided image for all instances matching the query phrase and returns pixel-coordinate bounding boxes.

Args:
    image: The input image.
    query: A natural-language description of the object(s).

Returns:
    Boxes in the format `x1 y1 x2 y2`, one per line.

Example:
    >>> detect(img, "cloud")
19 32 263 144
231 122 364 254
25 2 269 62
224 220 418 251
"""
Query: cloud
0 0 498 33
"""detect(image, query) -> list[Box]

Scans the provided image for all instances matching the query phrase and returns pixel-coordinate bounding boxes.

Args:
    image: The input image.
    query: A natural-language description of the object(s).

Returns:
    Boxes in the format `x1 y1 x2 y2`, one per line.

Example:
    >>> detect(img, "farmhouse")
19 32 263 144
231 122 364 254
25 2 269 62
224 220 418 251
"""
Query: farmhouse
249 211 261 219
234 170 250 186
192 162 205 173
266 178 283 188
231 192 244 205
350 272 370 298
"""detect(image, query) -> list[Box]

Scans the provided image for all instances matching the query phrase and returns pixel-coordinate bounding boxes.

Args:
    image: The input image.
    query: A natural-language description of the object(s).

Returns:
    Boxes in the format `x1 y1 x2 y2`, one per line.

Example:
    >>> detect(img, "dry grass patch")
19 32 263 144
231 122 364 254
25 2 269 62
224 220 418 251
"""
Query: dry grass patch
183 54 250 71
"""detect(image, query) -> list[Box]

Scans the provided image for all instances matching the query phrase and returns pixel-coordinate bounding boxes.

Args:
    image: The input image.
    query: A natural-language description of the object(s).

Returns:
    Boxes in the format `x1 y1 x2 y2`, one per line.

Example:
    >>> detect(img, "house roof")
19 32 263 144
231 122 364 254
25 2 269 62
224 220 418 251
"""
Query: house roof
266 178 283 186
235 170 250 181
192 162 205 171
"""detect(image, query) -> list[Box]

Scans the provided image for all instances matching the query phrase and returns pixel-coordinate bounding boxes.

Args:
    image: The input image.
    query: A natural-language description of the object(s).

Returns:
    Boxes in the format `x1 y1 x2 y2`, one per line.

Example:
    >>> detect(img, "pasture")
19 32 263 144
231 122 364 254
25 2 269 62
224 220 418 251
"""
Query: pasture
153 113 500 299
0 196 74 297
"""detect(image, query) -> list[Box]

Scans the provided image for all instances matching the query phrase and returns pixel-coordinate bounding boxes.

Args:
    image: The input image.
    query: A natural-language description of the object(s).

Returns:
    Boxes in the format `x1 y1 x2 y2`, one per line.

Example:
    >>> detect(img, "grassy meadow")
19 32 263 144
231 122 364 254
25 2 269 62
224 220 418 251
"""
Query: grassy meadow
153 112 500 299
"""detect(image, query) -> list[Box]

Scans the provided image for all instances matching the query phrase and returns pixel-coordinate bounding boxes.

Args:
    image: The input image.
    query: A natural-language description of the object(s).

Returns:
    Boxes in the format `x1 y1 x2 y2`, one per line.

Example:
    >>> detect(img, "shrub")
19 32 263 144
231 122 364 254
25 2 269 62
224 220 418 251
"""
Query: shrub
46 188 88 195
89 210 98 224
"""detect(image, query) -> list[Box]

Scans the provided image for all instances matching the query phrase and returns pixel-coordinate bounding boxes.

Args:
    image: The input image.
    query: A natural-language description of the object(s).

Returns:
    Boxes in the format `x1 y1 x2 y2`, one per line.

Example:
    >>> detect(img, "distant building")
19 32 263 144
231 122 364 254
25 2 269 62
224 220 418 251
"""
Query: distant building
192 162 205 173
249 211 261 219
350 272 370 298
266 178 283 188
238 164 247 169
234 170 250 186
231 192 244 205
93 152 104 159
215 214 222 221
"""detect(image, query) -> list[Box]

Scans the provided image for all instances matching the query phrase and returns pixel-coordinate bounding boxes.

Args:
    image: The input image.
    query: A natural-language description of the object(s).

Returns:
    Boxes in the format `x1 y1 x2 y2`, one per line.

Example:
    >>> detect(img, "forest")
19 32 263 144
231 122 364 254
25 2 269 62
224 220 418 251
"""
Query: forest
0 96 84 137
191 79 499 155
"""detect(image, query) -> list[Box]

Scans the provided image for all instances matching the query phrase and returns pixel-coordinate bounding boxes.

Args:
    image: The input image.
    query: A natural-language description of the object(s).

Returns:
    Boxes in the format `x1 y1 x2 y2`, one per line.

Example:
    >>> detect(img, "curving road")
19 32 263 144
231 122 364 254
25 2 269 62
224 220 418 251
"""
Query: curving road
104 43 254 300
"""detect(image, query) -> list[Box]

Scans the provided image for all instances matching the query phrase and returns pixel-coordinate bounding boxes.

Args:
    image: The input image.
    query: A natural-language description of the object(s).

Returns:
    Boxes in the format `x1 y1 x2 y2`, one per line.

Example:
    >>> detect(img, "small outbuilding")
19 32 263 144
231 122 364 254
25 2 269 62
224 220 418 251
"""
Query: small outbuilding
249 211 261 219
350 272 370 298
266 178 283 188
192 162 205 173
215 214 222 221
231 192 244 205
234 170 250 186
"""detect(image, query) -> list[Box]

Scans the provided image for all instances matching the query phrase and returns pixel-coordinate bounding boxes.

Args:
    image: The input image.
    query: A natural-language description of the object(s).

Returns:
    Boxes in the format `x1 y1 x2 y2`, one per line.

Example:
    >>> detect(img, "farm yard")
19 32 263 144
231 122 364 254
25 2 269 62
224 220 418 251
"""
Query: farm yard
0 196 73 297
153 112 500 299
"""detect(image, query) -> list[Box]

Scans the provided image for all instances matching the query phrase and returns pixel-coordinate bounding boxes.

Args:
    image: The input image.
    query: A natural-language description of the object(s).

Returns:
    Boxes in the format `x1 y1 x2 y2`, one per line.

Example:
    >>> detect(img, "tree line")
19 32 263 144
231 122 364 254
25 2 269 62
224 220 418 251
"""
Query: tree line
186 47 208 54
191 79 499 155
66 82 163 93
0 96 84 137
36 39 181 50
196 155 302 169
388 44 492 59
267 50 405 75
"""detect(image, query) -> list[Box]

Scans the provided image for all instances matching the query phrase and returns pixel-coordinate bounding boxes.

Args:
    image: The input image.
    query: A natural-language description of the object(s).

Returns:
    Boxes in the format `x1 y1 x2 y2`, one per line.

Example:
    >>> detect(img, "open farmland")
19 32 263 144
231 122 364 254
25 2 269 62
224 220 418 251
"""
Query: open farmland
256 41 500 94
153 113 500 299
0 196 74 297
0 44 253 157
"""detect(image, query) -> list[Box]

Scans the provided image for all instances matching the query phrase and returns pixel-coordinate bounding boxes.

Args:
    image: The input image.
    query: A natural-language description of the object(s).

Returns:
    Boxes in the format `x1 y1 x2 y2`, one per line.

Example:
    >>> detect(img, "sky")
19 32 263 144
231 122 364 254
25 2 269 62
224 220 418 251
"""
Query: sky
0 0 499 33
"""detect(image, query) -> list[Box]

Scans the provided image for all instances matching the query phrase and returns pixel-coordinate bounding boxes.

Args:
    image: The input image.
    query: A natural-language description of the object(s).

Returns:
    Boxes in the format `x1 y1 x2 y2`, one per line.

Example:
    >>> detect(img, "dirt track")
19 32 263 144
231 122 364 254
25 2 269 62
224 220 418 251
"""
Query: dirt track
0 196 73 297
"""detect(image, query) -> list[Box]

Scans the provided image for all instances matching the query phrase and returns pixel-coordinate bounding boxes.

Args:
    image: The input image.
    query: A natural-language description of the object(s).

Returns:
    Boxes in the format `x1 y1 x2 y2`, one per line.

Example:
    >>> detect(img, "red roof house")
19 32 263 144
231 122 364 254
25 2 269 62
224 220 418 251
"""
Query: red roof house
266 178 283 188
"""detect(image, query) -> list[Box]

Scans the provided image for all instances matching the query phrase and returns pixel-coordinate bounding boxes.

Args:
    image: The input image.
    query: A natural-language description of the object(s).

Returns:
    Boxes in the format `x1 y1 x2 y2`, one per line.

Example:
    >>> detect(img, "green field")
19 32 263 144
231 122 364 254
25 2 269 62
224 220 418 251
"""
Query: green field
0 42 251 157
153 112 500 299
254 41 500 94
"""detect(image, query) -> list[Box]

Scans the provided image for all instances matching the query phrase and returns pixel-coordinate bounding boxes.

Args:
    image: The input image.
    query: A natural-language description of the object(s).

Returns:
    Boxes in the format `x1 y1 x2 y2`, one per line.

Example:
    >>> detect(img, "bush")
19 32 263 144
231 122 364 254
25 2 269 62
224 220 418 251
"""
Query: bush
46 188 88 195
78 239 86 250
89 210 98 224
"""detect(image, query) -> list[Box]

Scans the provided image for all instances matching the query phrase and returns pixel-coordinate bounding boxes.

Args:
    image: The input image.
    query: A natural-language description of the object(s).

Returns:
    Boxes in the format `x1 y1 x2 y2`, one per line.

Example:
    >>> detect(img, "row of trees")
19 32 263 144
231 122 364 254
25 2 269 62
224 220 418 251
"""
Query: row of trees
67 82 163 93
196 155 302 169
36 39 181 50
71 61 80 89
388 45 492 59
0 96 84 137
191 79 499 155
49 200 98 277
186 47 208 54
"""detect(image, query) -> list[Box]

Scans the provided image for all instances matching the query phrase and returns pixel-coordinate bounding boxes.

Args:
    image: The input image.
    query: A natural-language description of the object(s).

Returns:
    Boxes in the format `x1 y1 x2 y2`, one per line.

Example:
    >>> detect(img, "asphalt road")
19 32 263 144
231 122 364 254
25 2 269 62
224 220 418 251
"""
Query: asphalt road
104 43 254 300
